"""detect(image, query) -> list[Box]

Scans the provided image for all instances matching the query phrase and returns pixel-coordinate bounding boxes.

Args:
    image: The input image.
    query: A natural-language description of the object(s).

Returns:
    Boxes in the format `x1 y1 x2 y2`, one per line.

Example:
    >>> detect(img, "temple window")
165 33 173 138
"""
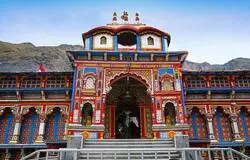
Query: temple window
186 77 206 88
82 103 93 126
235 76 250 88
69 78 73 88
21 77 41 88
147 36 154 45
164 102 176 125
211 77 229 88
118 32 137 49
0 77 16 88
46 76 65 88
100 36 107 45
85 77 95 89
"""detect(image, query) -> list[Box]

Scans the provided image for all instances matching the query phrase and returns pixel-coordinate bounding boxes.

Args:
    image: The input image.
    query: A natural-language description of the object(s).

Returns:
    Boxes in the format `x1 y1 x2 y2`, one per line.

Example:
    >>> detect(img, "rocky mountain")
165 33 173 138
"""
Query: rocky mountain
0 41 83 73
0 41 249 73
183 58 250 71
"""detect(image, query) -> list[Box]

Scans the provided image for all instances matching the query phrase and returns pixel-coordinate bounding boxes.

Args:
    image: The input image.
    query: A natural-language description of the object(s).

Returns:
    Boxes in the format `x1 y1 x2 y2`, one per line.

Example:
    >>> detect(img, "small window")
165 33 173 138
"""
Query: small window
85 77 95 89
147 37 154 45
100 36 107 45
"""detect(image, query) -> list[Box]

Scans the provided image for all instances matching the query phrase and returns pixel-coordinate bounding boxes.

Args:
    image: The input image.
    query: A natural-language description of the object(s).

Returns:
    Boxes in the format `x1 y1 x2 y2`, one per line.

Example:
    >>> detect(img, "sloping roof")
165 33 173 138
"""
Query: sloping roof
82 24 171 45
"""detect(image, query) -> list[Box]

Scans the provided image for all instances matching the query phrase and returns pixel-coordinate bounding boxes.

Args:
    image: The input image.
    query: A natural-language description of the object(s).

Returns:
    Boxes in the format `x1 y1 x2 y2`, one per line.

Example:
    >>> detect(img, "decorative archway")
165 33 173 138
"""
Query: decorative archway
212 107 233 142
104 75 152 139
188 107 208 140
105 71 152 94
238 107 250 142
0 108 15 144
20 107 40 144
45 107 66 142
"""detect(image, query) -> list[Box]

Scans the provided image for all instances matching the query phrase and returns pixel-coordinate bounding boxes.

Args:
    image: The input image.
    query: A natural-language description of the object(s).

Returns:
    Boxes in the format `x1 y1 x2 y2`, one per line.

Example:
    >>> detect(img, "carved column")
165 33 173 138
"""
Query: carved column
205 114 217 142
35 113 46 143
229 113 243 142
9 113 22 144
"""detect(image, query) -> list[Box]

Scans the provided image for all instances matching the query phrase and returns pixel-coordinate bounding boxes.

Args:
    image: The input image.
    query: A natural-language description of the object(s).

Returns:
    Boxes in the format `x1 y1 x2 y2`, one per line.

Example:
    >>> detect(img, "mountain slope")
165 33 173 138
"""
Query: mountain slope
0 41 83 72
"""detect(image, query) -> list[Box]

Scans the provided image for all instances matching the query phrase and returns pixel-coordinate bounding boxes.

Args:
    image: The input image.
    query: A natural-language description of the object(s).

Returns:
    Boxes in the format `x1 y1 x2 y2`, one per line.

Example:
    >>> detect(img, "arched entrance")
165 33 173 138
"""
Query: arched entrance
104 75 152 139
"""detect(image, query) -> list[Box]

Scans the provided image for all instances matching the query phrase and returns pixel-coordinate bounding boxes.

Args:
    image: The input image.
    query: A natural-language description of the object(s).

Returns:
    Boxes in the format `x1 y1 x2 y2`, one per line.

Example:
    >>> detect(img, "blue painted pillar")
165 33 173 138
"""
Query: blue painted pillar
161 36 166 51
70 67 77 112
4 115 14 144
89 36 93 50
191 112 198 139
54 111 60 140
216 111 224 142
136 33 141 51
114 33 118 51
29 113 38 144
240 111 249 141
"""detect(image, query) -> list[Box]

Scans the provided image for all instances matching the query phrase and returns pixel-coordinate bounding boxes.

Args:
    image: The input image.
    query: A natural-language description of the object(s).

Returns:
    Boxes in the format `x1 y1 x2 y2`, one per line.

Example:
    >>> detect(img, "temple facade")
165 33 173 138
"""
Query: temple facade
0 13 249 159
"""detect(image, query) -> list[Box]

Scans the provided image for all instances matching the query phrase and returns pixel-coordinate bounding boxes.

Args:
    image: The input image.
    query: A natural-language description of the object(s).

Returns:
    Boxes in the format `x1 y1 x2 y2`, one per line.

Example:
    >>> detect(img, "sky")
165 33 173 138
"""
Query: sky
0 0 250 64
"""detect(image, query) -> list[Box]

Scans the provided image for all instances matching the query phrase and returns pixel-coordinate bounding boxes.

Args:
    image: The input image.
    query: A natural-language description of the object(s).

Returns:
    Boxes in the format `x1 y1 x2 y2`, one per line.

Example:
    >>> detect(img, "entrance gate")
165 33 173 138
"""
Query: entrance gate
104 76 152 139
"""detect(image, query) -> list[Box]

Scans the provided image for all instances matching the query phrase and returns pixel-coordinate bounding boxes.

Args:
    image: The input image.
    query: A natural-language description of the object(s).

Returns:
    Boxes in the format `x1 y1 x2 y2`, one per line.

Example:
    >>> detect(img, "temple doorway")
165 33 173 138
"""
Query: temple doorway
104 75 152 139
115 91 140 139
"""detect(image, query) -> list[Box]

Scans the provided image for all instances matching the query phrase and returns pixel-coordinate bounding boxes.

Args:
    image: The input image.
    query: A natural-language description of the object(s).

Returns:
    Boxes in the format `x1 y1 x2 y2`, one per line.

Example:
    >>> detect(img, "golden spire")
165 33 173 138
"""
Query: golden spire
121 11 129 23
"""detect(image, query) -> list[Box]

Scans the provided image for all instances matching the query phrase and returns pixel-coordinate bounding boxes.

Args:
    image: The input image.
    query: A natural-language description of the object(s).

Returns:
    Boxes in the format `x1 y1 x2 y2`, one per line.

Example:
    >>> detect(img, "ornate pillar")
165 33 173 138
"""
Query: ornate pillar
229 113 243 142
205 114 217 143
9 113 22 144
35 113 46 143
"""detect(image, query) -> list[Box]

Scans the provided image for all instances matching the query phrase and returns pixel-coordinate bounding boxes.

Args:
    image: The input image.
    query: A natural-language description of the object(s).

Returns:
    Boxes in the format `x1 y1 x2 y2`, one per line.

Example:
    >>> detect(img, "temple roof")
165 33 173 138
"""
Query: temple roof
82 24 171 45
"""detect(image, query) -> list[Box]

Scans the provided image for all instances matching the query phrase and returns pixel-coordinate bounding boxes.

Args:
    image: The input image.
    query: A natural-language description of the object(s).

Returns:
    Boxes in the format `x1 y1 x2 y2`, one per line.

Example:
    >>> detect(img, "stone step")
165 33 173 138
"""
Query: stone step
84 139 174 147
85 139 173 142
84 140 173 145
83 144 175 148
79 139 179 159
79 152 180 160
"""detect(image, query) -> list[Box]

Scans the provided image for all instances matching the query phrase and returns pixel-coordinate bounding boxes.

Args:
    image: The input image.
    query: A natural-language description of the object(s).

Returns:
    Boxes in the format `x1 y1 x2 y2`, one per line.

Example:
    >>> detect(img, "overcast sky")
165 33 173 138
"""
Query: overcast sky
0 0 250 64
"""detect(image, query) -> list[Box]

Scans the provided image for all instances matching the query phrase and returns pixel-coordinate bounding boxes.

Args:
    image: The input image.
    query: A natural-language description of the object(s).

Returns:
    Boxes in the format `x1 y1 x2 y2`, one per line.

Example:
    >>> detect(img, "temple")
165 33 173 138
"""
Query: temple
0 12 249 159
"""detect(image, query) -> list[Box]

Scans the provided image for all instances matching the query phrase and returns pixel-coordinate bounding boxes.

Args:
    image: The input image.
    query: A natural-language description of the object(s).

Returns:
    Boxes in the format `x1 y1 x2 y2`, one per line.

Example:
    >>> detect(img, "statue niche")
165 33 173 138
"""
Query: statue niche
164 102 176 126
82 103 93 126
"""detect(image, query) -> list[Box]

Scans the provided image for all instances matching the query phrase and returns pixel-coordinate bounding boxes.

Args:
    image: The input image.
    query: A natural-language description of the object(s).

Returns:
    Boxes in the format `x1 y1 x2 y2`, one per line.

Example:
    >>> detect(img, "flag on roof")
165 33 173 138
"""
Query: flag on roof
39 64 45 72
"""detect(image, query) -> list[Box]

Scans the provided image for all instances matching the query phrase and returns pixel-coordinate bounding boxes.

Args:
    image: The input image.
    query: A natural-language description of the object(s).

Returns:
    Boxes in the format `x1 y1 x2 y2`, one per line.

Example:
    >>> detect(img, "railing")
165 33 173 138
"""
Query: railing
21 147 250 160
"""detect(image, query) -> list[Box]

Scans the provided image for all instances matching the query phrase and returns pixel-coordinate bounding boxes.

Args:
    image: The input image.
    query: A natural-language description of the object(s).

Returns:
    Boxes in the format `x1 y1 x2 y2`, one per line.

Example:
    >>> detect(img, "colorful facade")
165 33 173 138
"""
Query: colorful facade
0 13 249 158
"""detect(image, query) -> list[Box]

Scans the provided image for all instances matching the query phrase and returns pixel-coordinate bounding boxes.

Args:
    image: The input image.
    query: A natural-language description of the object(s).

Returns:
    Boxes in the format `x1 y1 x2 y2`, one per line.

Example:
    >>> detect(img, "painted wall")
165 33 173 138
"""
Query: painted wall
93 34 113 50
140 34 161 50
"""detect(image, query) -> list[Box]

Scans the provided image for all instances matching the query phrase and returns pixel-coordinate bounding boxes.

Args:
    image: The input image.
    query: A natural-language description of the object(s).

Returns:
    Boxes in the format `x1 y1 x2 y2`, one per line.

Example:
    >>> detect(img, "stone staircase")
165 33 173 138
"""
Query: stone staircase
78 139 181 160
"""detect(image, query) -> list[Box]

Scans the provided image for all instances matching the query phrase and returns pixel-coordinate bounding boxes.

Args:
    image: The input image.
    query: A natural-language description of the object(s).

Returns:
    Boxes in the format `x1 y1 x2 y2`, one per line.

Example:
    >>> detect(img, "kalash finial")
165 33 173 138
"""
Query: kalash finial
135 12 140 24
121 11 129 23
112 12 117 24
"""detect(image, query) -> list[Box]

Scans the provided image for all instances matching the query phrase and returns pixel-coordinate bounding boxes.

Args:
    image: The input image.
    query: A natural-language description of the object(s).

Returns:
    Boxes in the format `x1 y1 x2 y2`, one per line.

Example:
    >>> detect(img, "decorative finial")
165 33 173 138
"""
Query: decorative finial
135 12 140 24
112 12 117 24
121 11 129 23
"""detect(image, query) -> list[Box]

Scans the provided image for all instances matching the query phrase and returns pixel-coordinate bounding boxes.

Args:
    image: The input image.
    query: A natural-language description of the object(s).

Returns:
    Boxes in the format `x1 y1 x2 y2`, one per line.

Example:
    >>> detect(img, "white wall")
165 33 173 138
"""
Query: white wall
141 34 161 50
93 34 113 49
